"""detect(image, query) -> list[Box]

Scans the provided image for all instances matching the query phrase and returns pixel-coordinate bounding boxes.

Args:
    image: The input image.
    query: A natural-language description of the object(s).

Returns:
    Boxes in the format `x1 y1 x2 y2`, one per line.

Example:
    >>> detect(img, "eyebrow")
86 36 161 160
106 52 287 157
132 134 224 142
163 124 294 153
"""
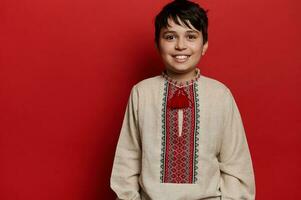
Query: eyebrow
162 30 199 35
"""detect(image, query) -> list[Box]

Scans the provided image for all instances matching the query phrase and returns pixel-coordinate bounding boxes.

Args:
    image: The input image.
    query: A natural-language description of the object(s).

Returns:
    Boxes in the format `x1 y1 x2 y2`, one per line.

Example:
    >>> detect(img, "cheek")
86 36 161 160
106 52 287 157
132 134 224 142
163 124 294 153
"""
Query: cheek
158 48 169 60
159 40 174 51
191 44 204 55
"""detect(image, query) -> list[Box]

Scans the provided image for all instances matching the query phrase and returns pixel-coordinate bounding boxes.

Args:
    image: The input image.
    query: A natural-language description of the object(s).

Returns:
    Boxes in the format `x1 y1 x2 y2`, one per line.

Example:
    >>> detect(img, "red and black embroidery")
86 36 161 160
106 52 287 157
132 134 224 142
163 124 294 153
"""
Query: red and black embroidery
160 69 200 184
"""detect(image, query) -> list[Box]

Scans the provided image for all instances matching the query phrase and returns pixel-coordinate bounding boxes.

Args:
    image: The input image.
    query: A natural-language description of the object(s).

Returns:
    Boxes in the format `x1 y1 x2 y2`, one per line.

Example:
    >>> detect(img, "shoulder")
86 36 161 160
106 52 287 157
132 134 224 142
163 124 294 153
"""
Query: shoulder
129 75 164 103
133 75 163 91
199 74 238 118
199 74 232 98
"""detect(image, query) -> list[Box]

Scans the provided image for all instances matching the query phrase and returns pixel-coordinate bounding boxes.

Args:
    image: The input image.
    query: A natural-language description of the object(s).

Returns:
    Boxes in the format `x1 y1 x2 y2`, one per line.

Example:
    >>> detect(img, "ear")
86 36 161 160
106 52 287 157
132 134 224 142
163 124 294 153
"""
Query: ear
155 41 159 50
155 42 160 52
201 41 209 56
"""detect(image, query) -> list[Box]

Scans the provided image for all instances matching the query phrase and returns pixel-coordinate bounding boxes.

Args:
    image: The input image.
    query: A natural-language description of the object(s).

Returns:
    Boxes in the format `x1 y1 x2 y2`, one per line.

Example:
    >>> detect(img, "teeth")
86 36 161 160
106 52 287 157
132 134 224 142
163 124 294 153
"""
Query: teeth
175 55 188 59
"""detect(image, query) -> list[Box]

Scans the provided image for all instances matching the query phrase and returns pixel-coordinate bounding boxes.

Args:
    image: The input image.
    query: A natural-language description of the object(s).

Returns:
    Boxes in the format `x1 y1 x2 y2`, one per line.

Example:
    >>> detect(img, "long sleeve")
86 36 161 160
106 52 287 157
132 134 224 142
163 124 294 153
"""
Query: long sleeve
110 85 142 200
218 89 256 200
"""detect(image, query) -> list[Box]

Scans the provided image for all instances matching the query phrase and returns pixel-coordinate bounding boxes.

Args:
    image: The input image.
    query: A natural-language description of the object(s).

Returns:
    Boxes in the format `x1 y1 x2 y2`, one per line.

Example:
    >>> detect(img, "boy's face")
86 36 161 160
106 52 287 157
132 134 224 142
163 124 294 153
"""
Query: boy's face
157 17 208 75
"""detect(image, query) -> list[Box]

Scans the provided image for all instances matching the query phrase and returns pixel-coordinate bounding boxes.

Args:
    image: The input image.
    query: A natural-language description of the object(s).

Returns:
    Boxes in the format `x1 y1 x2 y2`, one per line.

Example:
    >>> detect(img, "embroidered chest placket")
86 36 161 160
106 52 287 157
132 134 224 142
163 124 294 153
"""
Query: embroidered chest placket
160 70 201 184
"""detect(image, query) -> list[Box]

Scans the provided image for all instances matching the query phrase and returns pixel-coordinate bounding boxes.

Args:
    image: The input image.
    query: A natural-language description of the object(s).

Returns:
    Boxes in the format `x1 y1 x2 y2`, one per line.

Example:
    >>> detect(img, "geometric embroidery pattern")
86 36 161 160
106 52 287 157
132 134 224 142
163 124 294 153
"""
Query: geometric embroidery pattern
160 79 200 184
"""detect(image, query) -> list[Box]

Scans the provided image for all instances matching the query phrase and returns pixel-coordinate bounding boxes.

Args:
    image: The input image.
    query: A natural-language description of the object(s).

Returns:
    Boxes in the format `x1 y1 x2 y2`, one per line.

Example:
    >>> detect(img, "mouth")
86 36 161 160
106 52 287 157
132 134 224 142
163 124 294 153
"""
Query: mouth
172 54 191 63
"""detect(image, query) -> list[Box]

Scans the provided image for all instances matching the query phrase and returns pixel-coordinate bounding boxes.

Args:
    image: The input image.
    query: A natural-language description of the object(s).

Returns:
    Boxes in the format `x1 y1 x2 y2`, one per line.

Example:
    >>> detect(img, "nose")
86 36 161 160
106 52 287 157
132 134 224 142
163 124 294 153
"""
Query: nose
175 37 186 50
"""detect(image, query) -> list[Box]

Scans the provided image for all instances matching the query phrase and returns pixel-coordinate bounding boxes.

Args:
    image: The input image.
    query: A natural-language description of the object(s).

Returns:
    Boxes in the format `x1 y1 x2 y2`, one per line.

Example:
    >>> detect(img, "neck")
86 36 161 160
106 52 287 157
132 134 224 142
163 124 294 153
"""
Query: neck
165 68 197 82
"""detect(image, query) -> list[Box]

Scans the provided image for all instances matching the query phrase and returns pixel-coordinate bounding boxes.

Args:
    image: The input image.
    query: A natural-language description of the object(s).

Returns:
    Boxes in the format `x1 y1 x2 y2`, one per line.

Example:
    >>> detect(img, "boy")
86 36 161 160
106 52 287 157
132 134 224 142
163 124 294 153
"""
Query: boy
110 0 255 199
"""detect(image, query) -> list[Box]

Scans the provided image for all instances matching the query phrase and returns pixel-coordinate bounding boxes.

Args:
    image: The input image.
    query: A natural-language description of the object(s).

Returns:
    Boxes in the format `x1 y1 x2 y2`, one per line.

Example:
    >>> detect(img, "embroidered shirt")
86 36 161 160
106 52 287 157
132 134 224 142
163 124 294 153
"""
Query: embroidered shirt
110 68 256 200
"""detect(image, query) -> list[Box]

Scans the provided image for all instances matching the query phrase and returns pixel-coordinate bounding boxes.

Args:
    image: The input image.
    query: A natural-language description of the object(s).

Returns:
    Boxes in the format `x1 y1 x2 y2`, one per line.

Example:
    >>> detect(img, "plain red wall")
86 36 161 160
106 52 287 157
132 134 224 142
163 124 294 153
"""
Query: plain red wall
1 0 300 199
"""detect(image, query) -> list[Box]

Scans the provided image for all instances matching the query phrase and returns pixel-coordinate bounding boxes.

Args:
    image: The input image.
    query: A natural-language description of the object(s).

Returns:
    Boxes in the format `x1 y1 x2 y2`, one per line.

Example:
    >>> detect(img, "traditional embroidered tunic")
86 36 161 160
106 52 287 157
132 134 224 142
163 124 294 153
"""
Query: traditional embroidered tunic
110 68 255 200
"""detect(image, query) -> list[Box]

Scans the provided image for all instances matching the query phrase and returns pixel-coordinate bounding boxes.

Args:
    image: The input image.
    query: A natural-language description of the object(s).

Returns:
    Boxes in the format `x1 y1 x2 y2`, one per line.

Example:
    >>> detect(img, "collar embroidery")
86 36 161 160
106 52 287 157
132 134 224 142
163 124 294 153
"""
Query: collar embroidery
161 68 201 88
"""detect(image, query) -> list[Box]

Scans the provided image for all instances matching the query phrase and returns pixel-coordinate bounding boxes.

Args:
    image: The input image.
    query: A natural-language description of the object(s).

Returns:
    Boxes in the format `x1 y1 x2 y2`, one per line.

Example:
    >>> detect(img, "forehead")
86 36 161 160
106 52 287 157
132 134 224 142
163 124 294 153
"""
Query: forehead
161 17 200 33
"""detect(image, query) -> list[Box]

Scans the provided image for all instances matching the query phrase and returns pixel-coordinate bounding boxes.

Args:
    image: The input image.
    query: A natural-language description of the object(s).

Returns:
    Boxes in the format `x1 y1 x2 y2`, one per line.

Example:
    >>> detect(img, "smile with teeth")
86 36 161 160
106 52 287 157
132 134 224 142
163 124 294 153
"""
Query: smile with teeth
173 55 190 62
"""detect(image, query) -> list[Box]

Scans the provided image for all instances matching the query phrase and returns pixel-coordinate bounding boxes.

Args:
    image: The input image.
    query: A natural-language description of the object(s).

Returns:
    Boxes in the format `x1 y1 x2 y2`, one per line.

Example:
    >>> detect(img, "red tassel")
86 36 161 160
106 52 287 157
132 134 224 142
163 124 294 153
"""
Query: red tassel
168 88 191 109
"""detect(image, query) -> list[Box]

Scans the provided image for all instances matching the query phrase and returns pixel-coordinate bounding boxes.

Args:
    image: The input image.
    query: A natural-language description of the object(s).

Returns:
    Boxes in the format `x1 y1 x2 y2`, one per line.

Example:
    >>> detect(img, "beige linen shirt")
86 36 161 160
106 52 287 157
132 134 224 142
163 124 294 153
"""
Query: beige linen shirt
110 71 255 200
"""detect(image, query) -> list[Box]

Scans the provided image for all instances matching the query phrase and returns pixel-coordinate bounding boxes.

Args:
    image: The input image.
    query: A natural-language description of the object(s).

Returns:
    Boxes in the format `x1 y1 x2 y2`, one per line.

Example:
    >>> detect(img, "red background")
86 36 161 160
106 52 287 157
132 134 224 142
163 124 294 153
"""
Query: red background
1 0 300 199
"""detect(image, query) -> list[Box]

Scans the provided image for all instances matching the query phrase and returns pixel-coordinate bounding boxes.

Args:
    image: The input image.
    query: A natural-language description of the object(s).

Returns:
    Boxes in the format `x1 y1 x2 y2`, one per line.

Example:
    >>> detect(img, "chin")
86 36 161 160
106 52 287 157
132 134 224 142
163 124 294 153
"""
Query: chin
167 66 194 73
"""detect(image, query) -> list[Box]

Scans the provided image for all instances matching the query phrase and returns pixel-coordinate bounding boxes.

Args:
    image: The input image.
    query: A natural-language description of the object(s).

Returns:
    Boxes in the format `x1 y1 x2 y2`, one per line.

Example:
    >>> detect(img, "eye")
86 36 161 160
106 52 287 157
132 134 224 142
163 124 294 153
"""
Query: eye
164 35 175 40
187 35 197 40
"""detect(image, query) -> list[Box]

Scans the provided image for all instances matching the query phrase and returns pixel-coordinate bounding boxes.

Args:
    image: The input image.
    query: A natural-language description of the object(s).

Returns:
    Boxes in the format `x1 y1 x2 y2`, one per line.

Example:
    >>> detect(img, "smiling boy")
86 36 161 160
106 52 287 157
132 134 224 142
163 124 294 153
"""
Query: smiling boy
110 0 255 200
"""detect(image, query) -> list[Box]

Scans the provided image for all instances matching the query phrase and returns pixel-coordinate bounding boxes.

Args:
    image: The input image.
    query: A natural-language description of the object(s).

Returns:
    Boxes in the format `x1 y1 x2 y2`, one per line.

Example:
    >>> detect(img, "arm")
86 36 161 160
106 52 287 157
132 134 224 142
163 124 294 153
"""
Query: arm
218 89 256 200
110 85 142 200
